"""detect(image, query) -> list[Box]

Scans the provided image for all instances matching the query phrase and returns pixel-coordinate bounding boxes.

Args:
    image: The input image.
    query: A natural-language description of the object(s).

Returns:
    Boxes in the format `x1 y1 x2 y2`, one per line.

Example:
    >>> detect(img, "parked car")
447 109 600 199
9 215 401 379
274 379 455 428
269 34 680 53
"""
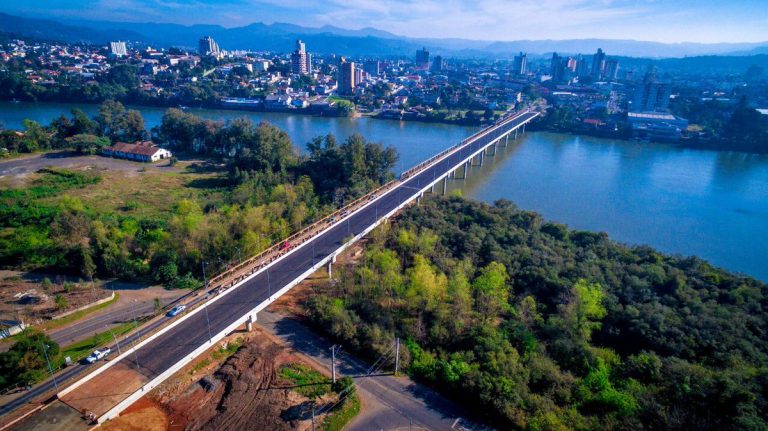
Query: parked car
167 304 187 317
85 348 111 364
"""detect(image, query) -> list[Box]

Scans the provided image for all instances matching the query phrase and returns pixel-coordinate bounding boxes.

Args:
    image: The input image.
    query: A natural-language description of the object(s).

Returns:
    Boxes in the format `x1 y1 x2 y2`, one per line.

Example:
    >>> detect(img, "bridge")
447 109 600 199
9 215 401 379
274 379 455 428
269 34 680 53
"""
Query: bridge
3 109 539 426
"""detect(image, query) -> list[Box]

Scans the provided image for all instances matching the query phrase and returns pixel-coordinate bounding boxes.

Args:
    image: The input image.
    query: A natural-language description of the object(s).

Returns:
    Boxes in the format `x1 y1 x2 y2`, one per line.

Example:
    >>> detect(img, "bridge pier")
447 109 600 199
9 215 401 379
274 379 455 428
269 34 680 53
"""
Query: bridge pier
479 151 484 166
463 162 468 178
246 313 257 332
327 254 336 278
504 134 509 147
514 129 518 140
442 176 448 195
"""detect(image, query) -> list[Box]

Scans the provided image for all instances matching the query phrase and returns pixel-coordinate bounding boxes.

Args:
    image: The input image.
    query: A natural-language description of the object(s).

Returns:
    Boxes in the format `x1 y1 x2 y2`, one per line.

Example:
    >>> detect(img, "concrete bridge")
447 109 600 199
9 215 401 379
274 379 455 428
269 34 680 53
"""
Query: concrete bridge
8 110 539 425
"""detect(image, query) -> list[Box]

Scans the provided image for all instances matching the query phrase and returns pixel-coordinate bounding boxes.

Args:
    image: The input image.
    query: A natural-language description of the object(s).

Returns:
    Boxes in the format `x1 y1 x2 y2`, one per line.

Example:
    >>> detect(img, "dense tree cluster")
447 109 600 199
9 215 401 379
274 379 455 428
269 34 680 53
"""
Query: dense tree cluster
0 331 59 389
0 100 148 157
0 108 397 290
307 197 768 430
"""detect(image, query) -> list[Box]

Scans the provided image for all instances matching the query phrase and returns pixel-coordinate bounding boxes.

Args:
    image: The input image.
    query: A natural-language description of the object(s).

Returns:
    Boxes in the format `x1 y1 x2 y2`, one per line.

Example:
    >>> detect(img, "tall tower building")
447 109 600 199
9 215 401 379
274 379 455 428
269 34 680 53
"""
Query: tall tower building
291 40 311 75
513 52 527 76
416 47 430 68
550 52 565 84
363 60 380 77
110 41 127 57
198 36 220 56
633 72 672 112
591 48 606 80
340 60 356 95
430 55 445 73
603 59 620 81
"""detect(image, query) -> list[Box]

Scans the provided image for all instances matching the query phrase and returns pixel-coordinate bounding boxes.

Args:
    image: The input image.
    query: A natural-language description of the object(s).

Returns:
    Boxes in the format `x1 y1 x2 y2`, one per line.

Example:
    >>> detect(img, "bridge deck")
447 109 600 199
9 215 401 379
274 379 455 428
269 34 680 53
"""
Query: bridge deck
55 110 539 422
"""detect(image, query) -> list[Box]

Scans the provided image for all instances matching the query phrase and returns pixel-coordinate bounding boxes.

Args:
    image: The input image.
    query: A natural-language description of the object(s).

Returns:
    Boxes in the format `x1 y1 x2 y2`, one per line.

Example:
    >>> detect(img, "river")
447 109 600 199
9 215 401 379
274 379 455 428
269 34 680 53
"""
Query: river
2 102 767 281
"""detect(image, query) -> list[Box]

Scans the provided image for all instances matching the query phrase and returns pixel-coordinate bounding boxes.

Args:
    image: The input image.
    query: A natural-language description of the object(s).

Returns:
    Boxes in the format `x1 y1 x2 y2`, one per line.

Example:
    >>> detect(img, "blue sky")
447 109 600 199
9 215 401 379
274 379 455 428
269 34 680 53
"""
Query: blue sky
4 0 767 43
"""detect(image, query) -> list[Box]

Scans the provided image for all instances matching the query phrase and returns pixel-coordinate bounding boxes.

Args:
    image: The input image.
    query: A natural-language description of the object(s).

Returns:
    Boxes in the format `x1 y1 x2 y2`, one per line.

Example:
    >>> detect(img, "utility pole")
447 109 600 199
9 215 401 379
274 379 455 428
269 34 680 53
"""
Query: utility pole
41 343 57 391
131 300 140 370
110 328 121 355
331 345 337 384
394 338 400 375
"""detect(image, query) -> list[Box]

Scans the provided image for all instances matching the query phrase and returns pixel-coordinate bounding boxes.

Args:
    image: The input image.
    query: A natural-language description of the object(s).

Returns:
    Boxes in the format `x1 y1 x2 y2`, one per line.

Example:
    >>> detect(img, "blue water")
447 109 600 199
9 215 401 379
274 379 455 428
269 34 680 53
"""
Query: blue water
2 102 767 281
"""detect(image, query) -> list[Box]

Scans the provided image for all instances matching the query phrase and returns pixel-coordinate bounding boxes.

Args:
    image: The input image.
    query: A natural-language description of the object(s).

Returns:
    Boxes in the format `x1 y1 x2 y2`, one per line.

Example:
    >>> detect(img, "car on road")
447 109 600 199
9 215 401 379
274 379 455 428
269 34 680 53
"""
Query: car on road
167 304 187 317
85 348 111 364
280 242 293 251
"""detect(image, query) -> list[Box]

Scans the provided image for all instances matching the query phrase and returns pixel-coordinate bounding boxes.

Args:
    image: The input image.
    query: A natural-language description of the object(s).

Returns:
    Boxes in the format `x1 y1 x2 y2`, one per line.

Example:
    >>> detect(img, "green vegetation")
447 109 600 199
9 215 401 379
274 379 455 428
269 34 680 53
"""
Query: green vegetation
0 331 59 389
0 104 397 290
279 363 332 399
307 196 768 430
322 377 360 431
58 320 137 367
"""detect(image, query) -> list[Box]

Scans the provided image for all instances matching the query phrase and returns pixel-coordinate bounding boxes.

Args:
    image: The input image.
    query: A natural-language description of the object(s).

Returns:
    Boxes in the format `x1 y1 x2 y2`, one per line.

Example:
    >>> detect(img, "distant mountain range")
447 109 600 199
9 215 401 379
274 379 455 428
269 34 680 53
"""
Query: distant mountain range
1 12 767 59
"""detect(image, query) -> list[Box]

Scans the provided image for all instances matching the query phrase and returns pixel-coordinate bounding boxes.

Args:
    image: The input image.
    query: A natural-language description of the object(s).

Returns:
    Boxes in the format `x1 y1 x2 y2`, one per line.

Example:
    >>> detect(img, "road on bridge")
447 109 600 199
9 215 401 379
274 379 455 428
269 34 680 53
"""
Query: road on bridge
2 110 538 424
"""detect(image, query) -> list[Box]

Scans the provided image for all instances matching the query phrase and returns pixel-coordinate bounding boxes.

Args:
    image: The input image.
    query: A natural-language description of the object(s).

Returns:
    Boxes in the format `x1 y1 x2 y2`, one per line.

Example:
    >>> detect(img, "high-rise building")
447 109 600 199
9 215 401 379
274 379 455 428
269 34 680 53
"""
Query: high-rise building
109 41 127 57
363 60 380 77
340 60 356 95
576 54 591 77
430 55 444 73
566 57 578 72
198 36 220 57
603 59 620 81
416 47 430 68
591 48 606 80
513 52 527 76
291 40 311 75
633 72 672 112
550 52 565 84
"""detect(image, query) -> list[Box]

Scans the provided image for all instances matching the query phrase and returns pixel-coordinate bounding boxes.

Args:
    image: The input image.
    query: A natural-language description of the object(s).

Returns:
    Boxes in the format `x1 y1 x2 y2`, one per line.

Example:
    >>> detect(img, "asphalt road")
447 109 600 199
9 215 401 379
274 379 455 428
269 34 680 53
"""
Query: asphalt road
257 310 488 431
0 111 537 420
0 291 203 417
117 111 536 387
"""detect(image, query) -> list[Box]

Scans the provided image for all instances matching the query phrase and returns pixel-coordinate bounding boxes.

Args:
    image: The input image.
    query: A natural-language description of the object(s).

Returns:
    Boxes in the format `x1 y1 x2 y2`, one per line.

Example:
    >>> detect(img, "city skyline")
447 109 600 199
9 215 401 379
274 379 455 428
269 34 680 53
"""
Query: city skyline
3 0 767 44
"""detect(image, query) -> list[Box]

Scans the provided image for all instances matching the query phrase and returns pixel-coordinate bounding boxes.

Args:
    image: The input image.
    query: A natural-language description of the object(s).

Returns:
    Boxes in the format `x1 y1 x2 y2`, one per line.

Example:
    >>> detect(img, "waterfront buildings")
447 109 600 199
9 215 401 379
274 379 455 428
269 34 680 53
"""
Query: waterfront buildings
290 39 311 75
340 59 356 95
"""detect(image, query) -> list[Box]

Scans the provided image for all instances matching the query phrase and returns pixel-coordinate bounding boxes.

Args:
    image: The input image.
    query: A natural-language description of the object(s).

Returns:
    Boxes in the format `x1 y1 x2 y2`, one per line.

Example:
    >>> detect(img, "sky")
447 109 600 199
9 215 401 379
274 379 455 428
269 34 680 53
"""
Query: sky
3 0 768 44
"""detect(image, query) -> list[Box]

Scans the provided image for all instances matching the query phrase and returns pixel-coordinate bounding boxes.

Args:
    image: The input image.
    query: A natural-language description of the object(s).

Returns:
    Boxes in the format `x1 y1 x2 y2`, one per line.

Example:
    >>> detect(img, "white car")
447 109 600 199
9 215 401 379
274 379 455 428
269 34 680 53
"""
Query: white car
167 304 187 317
85 348 111 364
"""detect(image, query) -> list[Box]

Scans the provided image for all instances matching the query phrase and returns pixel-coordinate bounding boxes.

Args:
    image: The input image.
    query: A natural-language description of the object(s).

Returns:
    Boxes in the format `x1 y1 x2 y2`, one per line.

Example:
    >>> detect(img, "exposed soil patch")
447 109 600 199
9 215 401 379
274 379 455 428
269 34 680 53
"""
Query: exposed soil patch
0 272 112 326
101 328 335 431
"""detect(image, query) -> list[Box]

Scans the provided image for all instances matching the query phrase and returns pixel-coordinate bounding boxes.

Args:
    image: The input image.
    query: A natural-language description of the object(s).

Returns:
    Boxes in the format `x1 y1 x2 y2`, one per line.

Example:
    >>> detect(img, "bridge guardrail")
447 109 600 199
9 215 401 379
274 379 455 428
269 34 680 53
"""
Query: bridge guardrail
398 109 530 181
208 109 533 295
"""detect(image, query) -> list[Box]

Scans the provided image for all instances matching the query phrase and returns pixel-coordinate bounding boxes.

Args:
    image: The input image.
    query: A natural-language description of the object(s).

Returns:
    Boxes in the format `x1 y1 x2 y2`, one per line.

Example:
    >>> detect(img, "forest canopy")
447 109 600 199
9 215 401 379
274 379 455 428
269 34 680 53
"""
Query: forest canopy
307 196 768 430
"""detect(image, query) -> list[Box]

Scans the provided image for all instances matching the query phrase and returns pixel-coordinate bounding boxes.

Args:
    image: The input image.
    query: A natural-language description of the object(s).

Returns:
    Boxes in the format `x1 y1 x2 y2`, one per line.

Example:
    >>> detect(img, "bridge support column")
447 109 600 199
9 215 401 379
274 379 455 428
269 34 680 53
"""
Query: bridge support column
514 129 518 140
327 254 336 278
522 124 526 134
464 162 469 178
246 313 257 332
442 176 448 195
479 151 484 167
504 134 509 147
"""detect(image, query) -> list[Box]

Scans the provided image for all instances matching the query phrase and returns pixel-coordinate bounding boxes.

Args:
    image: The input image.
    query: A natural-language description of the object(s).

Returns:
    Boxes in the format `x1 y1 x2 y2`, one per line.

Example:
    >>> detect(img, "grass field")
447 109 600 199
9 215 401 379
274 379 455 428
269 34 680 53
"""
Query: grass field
34 162 229 219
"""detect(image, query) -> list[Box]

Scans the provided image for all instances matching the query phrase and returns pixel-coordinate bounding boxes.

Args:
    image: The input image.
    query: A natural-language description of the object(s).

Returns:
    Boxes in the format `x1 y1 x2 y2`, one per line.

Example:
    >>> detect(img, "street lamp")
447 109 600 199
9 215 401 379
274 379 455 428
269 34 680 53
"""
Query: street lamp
41 343 58 391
